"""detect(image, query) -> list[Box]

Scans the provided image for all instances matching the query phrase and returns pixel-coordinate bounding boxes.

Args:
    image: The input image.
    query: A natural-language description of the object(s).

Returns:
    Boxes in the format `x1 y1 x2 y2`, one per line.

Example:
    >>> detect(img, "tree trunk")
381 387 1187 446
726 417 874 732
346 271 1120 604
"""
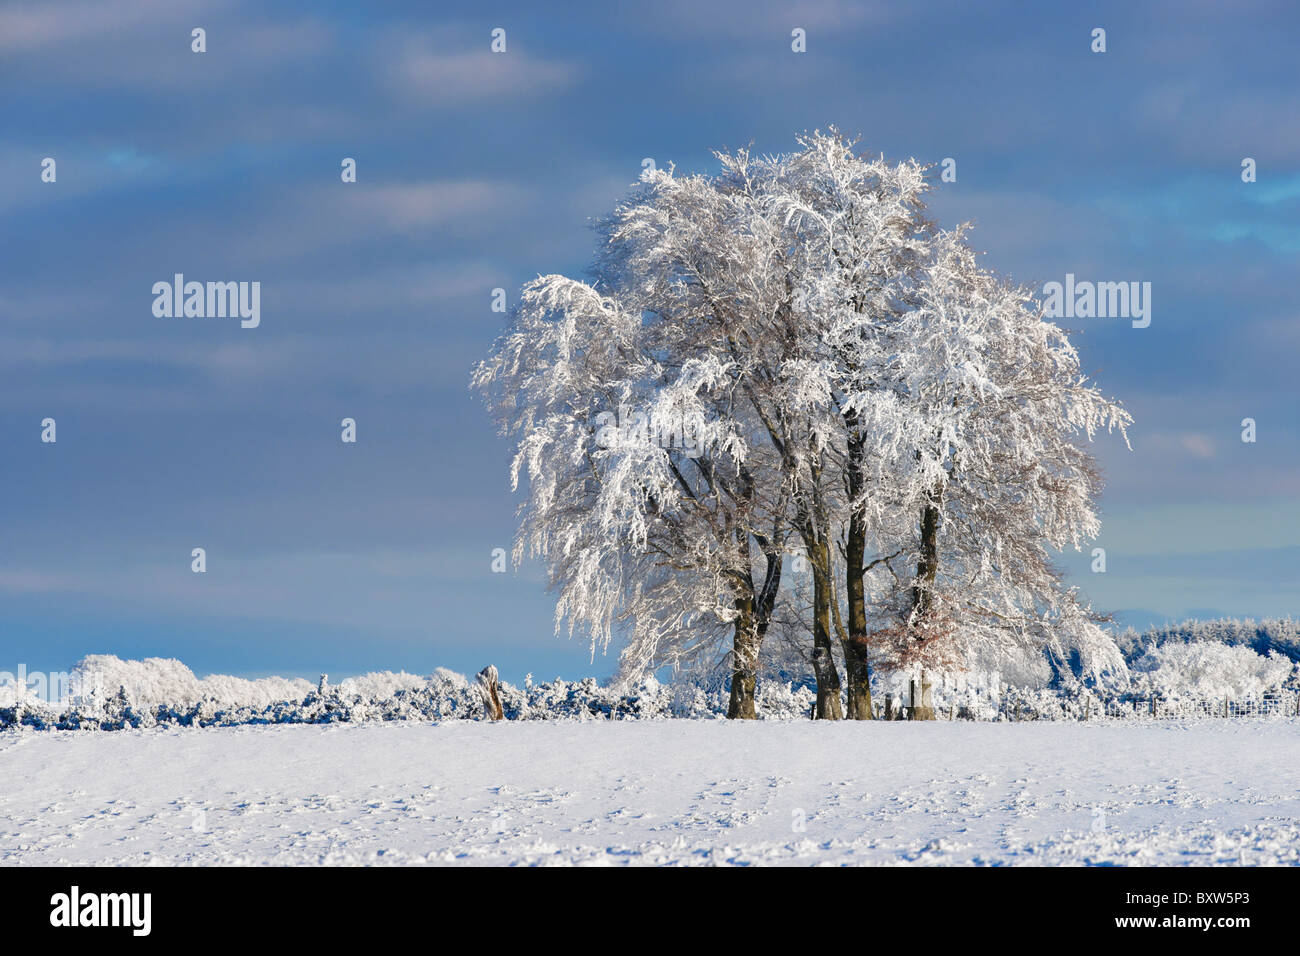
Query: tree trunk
842 638 872 719
912 495 941 621
842 424 873 719
726 543 782 720
810 536 843 720
727 596 760 719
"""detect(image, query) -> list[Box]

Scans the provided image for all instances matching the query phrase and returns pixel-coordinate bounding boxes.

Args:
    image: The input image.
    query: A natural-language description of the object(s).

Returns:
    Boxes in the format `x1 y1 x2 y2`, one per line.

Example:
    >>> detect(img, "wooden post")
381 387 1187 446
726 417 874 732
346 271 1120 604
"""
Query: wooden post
911 671 936 720
884 694 893 721
476 665 504 721
919 673 935 720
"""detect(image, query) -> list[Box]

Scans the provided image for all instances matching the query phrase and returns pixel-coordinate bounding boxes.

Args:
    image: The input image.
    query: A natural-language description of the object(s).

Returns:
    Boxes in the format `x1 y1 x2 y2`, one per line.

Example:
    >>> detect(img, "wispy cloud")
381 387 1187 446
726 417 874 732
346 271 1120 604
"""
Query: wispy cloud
0 0 222 52
347 181 533 232
383 34 580 106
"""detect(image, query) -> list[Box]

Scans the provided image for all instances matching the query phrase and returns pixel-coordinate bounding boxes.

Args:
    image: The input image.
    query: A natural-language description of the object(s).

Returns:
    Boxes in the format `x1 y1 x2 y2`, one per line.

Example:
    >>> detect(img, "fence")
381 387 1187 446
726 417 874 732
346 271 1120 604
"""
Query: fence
874 688 1300 722
1094 695 1300 720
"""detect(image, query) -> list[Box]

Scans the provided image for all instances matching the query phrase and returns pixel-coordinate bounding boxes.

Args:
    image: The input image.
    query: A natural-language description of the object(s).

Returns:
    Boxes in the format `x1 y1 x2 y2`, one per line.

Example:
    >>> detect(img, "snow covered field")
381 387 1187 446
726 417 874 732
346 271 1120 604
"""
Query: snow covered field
2 720 1298 866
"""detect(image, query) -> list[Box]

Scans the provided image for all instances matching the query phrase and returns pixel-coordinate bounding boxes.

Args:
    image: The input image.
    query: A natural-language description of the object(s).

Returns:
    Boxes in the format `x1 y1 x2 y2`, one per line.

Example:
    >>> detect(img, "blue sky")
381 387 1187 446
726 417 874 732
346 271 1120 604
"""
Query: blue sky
1 0 1297 683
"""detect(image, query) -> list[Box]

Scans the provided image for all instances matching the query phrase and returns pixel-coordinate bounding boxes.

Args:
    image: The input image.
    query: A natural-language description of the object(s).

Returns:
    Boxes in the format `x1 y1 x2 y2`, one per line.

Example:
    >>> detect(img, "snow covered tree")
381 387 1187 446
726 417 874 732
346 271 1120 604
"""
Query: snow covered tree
845 227 1131 686
475 128 1132 718
473 181 797 718
757 132 1130 707
763 131 936 716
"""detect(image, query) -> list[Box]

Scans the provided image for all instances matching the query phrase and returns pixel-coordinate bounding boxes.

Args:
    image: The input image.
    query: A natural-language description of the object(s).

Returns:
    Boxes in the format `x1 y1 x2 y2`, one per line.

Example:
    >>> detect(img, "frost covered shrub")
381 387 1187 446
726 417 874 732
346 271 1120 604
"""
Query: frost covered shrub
668 683 722 719
1117 617 1300 665
3 635 1298 734
505 675 814 720
0 697 60 731
69 655 313 711
753 682 817 719
0 656 826 731
337 671 430 700
509 676 672 721
938 618 1130 691
994 686 1098 721
1130 642 1296 700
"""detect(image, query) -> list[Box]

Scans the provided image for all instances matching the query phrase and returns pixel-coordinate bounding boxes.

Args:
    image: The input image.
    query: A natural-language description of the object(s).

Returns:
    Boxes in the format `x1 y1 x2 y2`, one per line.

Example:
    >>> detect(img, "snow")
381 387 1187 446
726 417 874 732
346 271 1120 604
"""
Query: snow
3 720 1297 866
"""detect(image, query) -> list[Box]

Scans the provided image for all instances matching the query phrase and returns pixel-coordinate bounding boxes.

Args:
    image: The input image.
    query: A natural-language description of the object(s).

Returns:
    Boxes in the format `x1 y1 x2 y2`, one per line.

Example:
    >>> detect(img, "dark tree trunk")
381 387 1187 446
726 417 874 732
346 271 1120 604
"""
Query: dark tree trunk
907 492 942 722
842 423 873 719
912 494 941 621
727 596 760 719
810 536 843 720
791 472 842 720
727 543 782 720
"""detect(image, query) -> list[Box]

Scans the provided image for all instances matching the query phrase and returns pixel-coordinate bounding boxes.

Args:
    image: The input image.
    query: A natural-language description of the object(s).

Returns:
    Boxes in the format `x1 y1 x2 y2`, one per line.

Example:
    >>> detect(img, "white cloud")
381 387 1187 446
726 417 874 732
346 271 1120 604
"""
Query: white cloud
349 181 531 232
0 1 337 98
622 0 895 38
1179 433 1216 459
0 0 218 52
385 39 579 105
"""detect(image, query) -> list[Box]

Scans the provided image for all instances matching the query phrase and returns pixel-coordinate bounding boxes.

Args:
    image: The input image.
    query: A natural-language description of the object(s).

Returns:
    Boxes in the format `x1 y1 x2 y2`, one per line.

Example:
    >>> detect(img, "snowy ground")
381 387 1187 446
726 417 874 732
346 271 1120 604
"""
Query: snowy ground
2 720 1298 866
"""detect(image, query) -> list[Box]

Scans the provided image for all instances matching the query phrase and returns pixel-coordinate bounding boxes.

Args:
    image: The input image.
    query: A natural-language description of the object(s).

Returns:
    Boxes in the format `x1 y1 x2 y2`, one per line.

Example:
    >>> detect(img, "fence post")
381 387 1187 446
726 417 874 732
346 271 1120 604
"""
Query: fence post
1149 696 1156 717
476 665 504 721
915 673 935 720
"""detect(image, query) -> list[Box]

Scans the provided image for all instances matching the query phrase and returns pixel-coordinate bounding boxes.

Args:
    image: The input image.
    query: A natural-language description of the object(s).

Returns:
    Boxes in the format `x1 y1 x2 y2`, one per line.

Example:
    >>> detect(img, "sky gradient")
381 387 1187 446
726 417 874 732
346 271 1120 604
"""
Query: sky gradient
2 0 1297 684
